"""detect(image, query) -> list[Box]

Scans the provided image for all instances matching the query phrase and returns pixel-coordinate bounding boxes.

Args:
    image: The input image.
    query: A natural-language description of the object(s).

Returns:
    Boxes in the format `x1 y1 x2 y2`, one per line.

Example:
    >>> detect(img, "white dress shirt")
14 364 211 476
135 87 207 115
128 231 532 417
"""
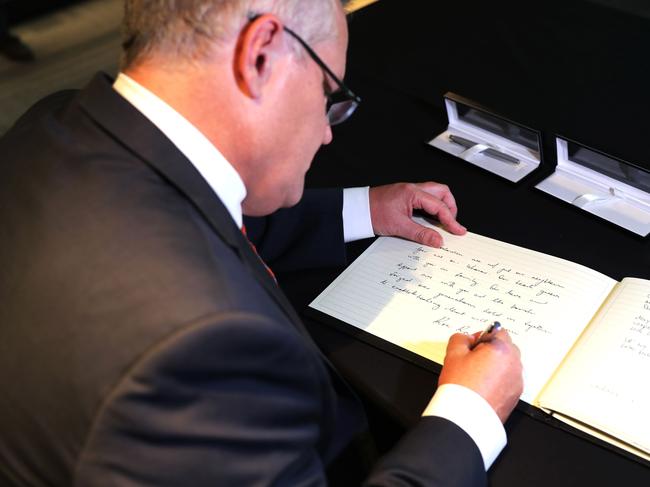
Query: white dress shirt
112 73 505 469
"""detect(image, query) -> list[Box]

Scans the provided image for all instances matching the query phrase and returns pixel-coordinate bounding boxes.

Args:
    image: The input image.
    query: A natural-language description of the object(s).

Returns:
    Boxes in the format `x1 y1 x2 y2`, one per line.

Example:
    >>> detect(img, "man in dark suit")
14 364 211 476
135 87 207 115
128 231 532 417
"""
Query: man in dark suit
0 0 523 485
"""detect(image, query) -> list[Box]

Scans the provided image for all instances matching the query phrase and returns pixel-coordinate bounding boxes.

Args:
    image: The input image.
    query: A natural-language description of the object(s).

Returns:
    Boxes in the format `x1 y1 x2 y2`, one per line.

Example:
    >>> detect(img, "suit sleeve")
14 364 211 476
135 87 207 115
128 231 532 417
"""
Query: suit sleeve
363 417 487 487
243 188 346 272
74 311 337 487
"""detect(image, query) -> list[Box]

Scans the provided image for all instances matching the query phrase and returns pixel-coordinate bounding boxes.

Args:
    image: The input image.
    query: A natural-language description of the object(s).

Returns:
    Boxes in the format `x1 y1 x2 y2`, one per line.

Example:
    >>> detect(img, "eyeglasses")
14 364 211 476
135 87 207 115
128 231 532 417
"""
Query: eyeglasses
282 25 361 126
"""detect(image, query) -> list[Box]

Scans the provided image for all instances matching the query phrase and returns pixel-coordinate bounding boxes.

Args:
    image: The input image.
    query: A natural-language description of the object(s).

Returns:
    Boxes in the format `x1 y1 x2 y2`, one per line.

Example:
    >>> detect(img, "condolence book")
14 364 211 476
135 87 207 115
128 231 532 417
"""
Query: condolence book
310 219 650 461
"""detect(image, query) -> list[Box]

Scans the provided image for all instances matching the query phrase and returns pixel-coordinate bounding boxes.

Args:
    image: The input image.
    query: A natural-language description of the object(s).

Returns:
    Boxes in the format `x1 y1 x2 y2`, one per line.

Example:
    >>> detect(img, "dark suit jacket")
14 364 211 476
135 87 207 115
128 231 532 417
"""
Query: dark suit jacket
0 73 486 486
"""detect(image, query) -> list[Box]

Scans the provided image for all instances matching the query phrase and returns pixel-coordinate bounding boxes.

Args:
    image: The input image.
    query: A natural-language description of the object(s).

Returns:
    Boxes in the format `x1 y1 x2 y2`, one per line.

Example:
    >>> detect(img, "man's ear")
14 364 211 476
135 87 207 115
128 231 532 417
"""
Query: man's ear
235 14 285 99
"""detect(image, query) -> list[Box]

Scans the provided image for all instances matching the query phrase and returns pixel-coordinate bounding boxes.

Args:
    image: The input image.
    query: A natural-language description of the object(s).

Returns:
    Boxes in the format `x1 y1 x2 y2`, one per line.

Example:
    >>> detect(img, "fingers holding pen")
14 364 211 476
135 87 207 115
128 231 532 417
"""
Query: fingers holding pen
440 325 523 423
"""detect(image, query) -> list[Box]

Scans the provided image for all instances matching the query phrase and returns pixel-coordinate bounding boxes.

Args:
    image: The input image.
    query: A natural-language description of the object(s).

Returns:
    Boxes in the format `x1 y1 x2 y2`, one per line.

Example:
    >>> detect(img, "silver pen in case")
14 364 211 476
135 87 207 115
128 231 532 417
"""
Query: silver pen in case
448 134 520 165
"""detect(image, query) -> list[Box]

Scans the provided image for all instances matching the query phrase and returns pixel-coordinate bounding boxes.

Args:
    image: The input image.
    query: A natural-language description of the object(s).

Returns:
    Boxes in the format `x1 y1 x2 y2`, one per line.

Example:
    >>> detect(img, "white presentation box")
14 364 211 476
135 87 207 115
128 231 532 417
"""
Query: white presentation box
536 137 650 237
429 92 542 183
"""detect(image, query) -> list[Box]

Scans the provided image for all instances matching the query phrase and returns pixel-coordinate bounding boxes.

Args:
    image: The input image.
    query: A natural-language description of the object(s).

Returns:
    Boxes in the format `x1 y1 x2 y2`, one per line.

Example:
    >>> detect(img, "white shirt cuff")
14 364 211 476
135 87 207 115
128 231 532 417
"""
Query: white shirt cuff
342 187 374 243
422 383 507 470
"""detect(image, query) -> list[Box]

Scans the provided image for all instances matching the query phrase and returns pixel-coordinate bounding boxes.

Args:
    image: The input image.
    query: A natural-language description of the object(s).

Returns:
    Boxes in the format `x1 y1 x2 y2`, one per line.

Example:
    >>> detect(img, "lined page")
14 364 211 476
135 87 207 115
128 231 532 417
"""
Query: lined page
539 278 650 454
310 222 616 403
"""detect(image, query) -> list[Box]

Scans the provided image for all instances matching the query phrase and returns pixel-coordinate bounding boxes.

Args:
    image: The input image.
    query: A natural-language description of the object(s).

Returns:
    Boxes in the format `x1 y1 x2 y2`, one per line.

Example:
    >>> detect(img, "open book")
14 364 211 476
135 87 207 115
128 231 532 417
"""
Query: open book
310 219 650 461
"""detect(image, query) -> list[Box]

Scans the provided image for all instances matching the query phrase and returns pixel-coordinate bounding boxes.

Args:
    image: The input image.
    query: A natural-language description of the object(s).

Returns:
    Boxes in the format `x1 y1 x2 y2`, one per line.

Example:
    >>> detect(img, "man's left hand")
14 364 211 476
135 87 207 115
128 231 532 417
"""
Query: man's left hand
369 182 467 247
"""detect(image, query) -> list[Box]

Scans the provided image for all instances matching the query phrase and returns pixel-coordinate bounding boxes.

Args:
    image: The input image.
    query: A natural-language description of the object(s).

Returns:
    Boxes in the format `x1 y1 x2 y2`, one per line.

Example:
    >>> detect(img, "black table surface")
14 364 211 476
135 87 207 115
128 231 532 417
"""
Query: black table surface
281 1 650 485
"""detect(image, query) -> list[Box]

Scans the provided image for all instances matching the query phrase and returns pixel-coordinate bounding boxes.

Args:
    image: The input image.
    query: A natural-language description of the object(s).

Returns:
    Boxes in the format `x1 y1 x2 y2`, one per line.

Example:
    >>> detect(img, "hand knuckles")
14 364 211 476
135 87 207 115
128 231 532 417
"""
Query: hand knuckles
413 228 431 244
405 183 419 195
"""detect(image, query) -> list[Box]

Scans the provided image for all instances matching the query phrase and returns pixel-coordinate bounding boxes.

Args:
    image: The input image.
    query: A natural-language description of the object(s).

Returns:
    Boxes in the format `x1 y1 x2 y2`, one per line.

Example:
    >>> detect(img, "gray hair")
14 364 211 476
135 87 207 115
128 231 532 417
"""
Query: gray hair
121 0 350 69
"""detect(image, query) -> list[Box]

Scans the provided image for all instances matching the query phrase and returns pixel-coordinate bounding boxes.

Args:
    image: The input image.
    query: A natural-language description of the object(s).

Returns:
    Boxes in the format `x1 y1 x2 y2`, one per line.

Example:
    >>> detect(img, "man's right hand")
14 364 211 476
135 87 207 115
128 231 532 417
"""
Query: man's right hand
438 328 523 423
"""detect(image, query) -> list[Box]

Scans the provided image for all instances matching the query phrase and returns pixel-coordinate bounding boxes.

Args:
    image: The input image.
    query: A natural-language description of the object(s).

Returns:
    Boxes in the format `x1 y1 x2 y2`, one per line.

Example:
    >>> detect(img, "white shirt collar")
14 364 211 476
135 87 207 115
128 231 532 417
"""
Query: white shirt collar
112 73 247 228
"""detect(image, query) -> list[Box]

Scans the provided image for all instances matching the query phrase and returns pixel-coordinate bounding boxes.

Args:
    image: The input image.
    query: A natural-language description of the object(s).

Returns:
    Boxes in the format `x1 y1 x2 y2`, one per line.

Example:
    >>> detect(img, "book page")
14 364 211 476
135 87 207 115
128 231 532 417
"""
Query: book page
538 277 650 454
310 221 616 403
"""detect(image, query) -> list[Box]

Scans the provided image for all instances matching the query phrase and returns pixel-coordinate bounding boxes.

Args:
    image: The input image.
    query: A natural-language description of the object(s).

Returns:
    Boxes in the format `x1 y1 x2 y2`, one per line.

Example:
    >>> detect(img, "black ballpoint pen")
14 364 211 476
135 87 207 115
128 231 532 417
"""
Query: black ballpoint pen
448 134 520 165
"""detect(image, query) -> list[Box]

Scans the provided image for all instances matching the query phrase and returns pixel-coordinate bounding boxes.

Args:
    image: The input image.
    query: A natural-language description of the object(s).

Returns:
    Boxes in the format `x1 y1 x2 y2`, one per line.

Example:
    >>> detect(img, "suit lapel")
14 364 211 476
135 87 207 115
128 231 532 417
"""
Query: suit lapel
77 73 310 338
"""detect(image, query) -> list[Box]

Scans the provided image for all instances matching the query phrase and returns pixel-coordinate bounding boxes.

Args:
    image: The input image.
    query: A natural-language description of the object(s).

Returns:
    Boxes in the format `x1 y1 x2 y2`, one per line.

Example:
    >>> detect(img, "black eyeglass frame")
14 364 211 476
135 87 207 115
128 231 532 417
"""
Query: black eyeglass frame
281 25 361 125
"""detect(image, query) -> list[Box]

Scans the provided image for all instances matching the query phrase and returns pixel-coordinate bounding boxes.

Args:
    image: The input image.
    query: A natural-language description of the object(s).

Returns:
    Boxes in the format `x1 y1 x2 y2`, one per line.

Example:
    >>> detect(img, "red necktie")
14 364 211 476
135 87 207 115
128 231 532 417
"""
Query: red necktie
241 225 277 283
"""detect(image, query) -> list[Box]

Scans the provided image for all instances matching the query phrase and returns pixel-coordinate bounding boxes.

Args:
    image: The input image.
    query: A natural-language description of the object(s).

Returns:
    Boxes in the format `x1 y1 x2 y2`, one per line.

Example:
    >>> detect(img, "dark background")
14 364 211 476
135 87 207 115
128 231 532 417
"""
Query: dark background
334 0 650 172
4 0 85 24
